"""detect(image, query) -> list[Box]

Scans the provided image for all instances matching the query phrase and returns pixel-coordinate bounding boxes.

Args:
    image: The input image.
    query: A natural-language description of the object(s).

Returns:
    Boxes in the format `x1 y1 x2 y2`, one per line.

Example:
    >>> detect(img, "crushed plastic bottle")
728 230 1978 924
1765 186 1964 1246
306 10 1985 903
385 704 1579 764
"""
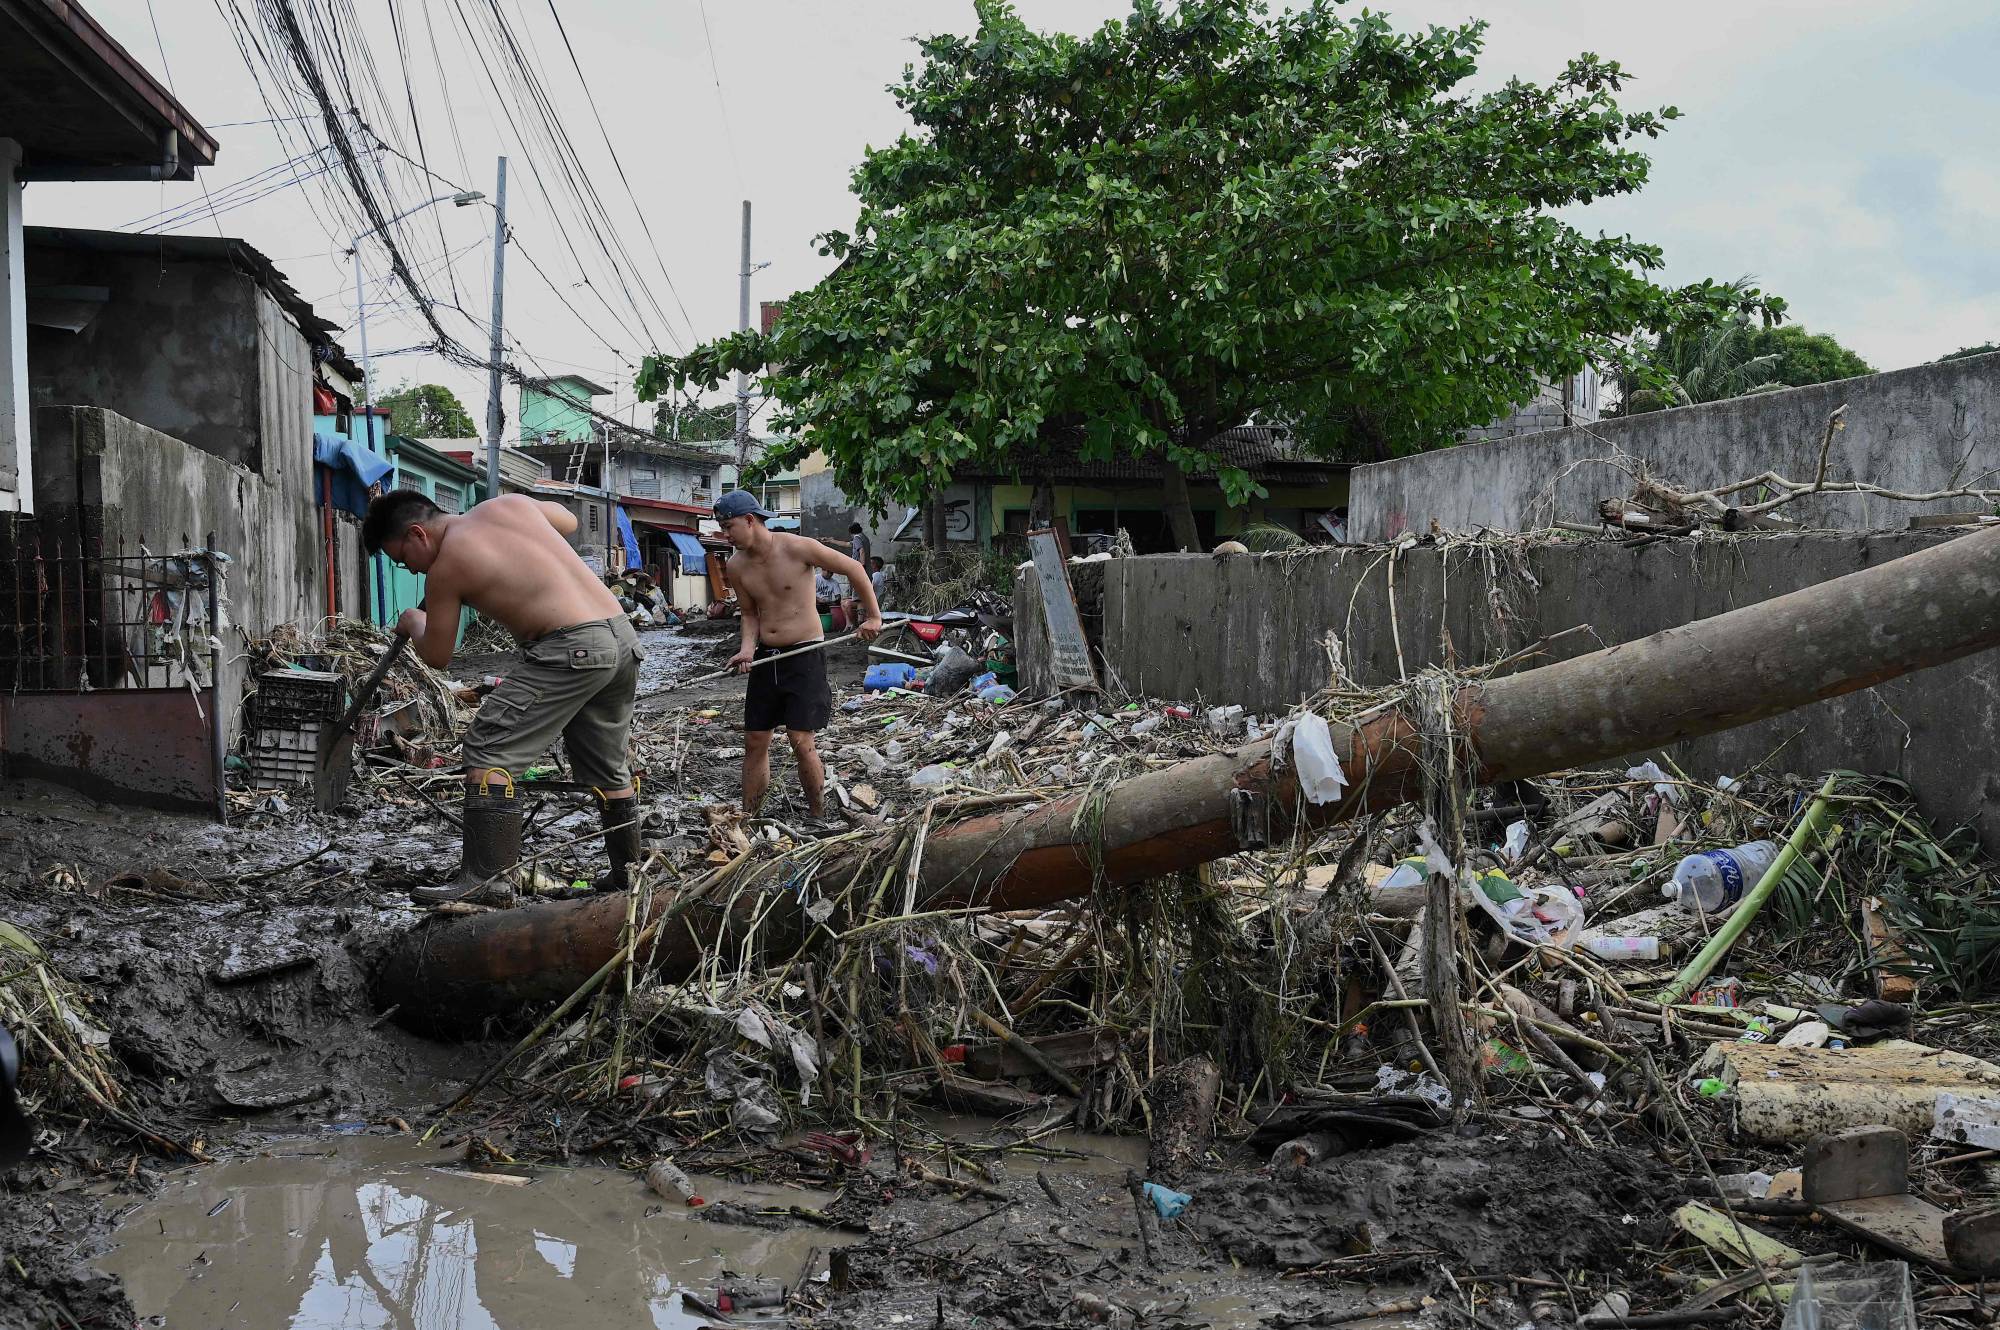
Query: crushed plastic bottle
909 764 954 791
1131 714 1163 737
1664 840 1779 913
646 1159 704 1206
843 745 889 775
975 682 1016 703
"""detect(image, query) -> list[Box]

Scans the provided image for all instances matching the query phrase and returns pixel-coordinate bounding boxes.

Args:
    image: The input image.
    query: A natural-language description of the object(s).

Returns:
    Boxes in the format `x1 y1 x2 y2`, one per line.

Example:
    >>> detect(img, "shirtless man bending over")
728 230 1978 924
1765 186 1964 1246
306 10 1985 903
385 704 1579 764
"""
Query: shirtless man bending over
363 491 646 904
715 490 882 816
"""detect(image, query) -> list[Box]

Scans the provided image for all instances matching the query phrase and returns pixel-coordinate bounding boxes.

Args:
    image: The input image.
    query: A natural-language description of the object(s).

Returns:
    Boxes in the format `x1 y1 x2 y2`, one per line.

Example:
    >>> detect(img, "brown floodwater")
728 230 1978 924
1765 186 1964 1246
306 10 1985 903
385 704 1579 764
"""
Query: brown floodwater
99 1135 844 1329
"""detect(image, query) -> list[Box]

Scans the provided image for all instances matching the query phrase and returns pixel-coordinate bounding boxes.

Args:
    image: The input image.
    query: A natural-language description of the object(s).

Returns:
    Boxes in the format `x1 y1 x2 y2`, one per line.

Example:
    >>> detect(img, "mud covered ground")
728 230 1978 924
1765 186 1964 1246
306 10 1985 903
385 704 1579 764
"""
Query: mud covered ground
1 623 1715 1329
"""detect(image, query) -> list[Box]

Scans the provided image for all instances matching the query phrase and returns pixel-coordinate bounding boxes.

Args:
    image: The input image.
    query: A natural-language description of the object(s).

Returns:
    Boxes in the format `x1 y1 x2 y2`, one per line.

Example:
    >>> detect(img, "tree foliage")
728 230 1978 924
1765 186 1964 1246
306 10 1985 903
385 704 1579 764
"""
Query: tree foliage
1745 324 1872 388
639 0 1778 509
1612 283 1870 415
1937 343 1998 364
378 382 477 438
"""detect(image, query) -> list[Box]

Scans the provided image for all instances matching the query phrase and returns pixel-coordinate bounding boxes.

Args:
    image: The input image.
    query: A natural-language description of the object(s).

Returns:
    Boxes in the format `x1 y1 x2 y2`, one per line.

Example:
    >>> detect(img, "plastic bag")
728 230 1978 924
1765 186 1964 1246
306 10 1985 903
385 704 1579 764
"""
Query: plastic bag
1291 712 1348 806
1780 1261 1914 1330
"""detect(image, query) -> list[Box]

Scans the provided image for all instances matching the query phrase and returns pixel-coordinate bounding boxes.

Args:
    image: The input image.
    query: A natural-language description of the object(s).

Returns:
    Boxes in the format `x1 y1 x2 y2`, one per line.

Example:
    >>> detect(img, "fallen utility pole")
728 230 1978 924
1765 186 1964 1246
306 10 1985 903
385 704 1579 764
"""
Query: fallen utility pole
377 525 2000 1033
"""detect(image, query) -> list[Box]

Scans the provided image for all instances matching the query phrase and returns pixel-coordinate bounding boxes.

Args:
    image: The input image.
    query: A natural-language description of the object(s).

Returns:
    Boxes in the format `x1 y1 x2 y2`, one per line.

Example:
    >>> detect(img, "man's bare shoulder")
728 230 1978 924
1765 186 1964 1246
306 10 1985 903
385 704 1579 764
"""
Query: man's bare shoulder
771 533 827 564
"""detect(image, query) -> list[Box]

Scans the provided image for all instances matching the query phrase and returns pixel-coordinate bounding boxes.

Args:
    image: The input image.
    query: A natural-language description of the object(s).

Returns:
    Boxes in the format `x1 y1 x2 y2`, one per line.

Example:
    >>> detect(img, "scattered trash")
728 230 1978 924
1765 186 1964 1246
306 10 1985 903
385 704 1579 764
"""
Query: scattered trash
1781 1261 1916 1330
645 1158 704 1206
1141 1181 1191 1219
1665 838 1779 912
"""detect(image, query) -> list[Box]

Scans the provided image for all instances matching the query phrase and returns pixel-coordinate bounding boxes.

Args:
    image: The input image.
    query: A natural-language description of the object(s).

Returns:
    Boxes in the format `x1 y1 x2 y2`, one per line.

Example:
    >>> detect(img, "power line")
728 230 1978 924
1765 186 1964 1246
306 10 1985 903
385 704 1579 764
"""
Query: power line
694 0 747 194
541 0 699 340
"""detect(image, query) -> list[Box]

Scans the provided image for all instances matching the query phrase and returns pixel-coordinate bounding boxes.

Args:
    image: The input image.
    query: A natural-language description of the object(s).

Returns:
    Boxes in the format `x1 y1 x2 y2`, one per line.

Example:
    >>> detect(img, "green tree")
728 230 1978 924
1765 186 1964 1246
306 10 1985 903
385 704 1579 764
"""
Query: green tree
1611 290 1871 415
640 0 1777 547
1937 343 1998 363
1745 324 1871 387
377 382 477 437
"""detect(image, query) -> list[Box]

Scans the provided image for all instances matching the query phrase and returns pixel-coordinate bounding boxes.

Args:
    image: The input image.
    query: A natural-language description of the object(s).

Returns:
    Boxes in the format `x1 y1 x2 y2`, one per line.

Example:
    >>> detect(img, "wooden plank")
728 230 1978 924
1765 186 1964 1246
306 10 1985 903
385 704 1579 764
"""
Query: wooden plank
1821 1194 1951 1268
1803 1125 1907 1203
965 1027 1121 1081
1026 528 1098 692
1861 897 1919 1002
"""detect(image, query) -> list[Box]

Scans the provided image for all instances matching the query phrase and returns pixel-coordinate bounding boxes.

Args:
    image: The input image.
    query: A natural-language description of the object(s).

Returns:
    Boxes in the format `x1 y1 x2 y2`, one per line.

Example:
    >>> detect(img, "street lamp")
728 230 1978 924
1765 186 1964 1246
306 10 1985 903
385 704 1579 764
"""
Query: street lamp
347 189 484 469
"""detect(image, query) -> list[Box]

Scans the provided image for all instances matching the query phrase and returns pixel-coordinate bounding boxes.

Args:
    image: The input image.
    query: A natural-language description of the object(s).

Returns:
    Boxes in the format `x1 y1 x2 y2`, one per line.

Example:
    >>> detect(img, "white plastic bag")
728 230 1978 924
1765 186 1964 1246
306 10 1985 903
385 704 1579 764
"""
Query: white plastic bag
1291 712 1348 806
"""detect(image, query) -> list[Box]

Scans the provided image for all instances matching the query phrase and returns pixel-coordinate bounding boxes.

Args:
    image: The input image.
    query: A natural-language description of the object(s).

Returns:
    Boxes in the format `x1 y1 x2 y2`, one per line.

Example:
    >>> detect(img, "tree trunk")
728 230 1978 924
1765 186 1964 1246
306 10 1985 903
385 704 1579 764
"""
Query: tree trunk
1160 458 1200 551
1145 1056 1221 1184
1030 476 1056 528
377 526 2000 1033
923 498 947 549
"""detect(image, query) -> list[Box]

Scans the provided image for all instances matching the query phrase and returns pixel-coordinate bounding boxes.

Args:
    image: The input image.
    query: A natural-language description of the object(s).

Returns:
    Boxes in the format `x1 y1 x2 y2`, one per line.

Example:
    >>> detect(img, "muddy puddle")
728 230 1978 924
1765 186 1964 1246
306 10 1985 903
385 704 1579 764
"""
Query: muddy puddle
101 1135 845 1329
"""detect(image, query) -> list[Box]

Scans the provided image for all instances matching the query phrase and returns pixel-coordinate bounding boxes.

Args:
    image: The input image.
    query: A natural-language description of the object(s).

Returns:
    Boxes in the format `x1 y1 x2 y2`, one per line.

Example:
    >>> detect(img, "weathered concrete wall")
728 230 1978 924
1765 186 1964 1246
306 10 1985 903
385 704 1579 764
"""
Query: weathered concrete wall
801 468 917 553
1017 533 2000 848
33 406 360 745
26 242 268 470
1350 353 2000 541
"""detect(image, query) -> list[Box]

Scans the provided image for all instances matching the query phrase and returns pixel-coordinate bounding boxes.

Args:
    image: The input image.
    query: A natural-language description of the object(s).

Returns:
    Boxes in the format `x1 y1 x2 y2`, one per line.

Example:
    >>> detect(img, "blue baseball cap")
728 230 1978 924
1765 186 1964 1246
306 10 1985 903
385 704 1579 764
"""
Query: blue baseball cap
714 490 773 522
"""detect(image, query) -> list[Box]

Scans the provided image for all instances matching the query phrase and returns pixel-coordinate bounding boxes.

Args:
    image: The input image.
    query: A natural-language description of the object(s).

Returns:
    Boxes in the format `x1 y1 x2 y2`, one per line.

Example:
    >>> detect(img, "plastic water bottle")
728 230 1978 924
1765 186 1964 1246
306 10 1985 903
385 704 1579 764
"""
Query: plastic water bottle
1664 840 1779 913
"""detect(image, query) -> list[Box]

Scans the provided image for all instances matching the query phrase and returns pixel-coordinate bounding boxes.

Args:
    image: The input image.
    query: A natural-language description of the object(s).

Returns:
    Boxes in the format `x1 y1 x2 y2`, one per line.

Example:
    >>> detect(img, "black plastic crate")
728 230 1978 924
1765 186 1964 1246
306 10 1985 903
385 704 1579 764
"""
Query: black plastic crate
252 669 347 727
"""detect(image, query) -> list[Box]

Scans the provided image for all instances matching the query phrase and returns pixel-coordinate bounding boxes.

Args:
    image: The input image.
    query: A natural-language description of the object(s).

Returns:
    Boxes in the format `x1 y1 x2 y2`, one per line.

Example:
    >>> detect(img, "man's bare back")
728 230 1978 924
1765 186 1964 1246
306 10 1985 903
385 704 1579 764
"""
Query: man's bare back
726 531 836 647
426 495 624 641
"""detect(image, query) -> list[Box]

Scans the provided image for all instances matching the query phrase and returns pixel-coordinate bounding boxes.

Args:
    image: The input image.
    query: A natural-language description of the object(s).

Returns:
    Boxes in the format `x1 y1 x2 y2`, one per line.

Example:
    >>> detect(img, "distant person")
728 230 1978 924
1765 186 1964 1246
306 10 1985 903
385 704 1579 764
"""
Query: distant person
849 522 871 565
716 491 881 817
869 555 889 607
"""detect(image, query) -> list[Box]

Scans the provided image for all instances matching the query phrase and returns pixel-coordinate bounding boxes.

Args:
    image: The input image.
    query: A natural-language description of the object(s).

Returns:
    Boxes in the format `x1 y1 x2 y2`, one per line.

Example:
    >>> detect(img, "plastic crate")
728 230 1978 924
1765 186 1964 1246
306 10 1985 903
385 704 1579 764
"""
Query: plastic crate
250 723 323 787
252 669 346 728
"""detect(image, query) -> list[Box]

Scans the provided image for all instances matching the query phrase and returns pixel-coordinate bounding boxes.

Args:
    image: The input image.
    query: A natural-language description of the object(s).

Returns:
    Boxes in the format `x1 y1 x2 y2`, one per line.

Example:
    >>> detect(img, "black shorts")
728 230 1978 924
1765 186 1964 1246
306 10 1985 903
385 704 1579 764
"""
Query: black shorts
744 642 832 734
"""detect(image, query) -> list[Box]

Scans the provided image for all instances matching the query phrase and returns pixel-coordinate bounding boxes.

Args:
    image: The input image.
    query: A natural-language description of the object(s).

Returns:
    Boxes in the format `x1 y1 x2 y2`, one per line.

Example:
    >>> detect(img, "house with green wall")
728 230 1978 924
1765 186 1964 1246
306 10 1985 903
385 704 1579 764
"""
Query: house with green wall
520 374 608 446
370 434 489 628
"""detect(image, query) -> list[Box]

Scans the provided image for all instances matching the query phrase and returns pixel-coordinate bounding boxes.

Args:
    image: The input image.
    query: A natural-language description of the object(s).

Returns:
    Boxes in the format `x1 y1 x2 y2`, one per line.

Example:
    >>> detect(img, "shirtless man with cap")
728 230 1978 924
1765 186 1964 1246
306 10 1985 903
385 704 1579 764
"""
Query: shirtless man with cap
714 489 881 816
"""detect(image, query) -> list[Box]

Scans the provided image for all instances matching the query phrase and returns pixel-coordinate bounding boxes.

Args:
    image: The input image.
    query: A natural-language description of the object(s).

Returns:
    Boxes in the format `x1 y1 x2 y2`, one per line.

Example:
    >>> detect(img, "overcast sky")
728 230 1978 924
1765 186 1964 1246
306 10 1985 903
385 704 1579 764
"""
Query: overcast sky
27 1 1999 429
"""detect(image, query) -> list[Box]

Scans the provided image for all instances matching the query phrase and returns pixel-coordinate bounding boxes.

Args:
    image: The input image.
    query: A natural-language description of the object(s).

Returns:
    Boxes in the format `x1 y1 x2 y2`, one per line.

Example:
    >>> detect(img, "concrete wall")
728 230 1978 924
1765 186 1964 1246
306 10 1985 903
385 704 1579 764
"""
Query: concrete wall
1350 353 2000 541
25 241 269 470
801 468 923 552
1016 532 2000 849
33 405 362 746
1459 368 1601 444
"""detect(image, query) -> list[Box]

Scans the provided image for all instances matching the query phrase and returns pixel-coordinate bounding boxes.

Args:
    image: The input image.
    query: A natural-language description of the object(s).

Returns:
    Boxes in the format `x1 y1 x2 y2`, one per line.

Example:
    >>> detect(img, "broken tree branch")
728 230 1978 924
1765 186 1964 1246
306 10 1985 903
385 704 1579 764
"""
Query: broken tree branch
377 526 2000 1034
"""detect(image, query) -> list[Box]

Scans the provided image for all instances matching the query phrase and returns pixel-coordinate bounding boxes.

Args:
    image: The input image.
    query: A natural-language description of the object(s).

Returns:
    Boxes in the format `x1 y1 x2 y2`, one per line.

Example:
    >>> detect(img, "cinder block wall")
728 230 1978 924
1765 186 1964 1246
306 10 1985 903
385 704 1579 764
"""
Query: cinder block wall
1017 532 2000 849
1349 353 2000 541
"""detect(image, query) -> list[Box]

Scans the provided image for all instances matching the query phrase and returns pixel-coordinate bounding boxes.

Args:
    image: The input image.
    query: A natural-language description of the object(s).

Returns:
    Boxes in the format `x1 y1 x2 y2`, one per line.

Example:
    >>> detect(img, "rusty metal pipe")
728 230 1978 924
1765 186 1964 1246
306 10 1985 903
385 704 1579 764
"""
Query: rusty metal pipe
377 526 2000 1033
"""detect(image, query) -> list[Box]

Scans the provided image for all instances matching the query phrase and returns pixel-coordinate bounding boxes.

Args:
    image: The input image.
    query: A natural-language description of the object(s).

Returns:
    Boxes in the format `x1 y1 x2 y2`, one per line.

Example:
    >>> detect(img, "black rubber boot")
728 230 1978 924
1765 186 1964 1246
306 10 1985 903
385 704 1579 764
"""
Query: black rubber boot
412 786 522 906
598 795 642 893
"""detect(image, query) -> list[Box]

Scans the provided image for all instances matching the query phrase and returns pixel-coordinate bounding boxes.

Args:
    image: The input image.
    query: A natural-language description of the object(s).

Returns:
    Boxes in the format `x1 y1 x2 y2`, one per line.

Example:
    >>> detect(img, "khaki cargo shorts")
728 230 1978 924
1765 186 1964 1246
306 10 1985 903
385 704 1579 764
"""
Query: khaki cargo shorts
461 616 644 790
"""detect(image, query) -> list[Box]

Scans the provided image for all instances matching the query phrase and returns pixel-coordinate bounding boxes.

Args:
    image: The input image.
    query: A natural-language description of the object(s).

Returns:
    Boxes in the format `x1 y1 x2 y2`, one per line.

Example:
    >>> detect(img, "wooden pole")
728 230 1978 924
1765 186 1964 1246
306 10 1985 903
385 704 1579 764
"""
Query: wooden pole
377 526 2000 1033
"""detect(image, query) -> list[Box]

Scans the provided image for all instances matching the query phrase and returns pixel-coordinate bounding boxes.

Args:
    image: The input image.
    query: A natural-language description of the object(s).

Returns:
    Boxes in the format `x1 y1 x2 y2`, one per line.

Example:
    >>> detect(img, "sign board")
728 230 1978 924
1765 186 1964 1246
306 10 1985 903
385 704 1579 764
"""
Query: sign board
1027 528 1098 692
889 487 979 542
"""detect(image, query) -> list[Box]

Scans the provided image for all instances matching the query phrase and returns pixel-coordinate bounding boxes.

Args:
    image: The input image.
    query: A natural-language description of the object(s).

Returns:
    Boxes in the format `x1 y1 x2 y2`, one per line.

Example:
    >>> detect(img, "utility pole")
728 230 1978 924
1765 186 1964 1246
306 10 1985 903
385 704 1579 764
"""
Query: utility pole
484 156 508 503
734 198 751 470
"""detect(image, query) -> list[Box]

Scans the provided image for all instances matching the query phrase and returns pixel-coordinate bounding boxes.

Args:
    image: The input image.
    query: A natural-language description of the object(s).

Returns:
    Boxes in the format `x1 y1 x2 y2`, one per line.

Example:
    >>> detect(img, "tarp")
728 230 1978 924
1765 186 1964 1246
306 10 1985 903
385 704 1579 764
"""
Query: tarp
614 504 642 569
313 432 392 517
668 530 708 575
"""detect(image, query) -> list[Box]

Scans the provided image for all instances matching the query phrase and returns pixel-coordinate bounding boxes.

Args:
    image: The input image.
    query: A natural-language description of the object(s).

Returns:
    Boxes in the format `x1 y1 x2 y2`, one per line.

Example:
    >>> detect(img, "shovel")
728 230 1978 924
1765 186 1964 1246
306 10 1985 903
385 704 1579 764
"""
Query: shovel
313 629 412 812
